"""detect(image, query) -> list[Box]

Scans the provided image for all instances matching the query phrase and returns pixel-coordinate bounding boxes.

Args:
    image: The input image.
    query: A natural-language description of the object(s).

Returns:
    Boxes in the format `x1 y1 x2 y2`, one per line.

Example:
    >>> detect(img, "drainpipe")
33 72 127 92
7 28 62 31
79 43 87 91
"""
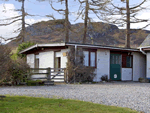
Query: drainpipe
36 44 38 48
139 47 146 55
74 45 77 84
75 45 77 62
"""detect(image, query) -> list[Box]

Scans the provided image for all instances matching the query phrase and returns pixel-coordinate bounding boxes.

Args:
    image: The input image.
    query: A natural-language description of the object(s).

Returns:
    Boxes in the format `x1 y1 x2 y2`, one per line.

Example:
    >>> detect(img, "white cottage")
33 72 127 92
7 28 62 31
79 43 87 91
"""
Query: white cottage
138 34 150 80
20 42 146 82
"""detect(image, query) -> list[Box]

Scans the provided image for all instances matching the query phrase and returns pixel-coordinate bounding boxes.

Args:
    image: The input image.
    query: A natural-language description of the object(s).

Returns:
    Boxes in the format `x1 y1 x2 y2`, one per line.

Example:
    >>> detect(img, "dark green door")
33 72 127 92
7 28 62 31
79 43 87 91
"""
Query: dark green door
110 54 121 80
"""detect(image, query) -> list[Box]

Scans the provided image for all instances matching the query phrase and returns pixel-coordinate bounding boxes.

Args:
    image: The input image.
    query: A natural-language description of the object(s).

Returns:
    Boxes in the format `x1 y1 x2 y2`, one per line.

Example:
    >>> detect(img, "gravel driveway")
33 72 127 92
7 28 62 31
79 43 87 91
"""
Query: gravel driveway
0 82 150 113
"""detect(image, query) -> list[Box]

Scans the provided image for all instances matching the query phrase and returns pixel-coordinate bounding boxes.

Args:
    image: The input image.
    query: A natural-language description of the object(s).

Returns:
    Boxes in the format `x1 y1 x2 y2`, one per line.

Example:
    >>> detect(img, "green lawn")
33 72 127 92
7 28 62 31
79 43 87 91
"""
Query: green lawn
0 96 138 113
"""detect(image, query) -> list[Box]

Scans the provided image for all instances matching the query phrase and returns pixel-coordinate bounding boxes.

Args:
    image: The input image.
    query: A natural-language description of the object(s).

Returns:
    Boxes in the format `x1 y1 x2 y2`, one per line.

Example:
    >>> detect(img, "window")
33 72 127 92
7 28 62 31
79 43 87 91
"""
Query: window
122 54 132 68
110 54 121 65
54 51 61 70
35 54 39 68
126 56 132 68
34 54 39 73
83 51 89 66
83 50 96 67
90 52 96 67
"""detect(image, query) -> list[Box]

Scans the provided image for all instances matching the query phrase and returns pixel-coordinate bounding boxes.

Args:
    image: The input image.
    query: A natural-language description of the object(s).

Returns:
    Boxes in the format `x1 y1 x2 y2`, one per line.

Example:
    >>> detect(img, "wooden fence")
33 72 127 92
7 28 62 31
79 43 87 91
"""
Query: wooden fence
28 68 68 83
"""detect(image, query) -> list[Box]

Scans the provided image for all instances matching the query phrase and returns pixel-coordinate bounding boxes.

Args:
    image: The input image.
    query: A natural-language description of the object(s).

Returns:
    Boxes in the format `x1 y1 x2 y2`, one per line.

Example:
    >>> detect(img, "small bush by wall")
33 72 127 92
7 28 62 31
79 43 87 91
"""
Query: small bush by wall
27 80 44 86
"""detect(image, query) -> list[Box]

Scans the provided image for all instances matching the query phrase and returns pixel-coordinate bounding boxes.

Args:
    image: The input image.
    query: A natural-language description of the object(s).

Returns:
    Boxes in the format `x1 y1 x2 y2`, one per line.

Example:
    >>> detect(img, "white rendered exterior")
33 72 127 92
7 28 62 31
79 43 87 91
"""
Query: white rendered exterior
26 47 146 82
26 49 68 82
61 49 68 68
95 49 110 81
121 68 132 81
27 54 35 68
133 52 146 81
146 52 150 79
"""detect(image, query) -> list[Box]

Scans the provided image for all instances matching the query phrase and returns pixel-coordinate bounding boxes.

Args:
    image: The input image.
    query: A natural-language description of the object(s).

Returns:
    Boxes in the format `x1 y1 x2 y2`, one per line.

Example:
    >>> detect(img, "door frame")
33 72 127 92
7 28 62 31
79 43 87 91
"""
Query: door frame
110 51 134 81
109 53 122 81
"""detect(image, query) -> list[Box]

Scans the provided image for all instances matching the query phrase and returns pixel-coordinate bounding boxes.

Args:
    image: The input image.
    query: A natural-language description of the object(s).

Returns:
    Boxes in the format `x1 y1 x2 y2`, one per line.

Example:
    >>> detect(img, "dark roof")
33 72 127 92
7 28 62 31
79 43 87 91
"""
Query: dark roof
20 42 140 54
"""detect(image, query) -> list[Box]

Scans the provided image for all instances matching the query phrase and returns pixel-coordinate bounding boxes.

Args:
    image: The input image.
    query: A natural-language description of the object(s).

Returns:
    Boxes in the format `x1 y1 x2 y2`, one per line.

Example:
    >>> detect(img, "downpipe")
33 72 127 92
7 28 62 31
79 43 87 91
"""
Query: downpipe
139 47 146 55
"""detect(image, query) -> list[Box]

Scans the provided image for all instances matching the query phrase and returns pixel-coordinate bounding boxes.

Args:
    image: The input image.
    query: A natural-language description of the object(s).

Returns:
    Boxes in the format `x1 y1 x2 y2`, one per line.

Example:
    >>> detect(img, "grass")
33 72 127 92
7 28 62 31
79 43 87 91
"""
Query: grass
0 96 138 113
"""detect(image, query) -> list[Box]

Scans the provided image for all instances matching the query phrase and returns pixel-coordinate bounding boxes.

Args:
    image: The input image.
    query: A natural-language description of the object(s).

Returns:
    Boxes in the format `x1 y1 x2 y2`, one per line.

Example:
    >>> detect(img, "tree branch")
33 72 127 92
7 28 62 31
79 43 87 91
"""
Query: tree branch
0 19 22 26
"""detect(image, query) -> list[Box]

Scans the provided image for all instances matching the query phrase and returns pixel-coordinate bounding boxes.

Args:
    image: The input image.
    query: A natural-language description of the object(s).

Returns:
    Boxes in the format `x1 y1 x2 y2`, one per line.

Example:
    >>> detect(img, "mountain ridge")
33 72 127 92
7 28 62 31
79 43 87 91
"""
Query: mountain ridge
7 19 150 49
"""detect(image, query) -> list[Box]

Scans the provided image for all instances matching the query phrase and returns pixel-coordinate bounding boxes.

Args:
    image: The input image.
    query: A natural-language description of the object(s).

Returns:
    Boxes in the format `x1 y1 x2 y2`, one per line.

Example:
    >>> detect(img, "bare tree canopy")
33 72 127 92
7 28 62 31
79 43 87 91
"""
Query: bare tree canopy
102 0 150 48
37 0 70 42
76 0 111 44
0 0 38 42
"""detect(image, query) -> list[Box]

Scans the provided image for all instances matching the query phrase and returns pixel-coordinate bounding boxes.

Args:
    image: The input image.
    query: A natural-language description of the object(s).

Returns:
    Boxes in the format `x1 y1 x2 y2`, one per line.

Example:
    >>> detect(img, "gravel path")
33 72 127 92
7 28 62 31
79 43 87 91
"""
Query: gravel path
0 82 150 113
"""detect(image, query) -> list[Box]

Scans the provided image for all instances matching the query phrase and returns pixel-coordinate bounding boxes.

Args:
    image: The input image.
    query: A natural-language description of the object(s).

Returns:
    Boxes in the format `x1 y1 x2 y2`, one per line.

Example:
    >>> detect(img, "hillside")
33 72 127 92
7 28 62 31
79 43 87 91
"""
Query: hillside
7 19 150 49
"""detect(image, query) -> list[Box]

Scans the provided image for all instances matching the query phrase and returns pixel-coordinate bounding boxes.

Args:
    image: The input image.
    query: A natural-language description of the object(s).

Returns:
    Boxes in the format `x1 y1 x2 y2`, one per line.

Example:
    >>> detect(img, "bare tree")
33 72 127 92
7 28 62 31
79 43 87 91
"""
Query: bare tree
49 0 70 42
103 0 149 48
76 0 111 44
0 0 34 42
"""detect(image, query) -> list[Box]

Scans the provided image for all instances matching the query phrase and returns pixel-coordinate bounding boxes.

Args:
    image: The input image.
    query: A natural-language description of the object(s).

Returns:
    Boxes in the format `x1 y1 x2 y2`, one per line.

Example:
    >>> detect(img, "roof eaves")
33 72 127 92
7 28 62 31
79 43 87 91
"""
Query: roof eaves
66 43 139 52
19 43 66 54
137 46 150 49
19 44 37 54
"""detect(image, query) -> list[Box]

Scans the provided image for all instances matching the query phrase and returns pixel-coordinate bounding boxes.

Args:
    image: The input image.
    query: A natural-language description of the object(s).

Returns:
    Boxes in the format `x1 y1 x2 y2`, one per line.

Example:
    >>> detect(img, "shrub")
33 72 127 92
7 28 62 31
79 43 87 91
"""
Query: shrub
0 45 12 82
101 75 108 81
0 45 29 85
138 77 144 82
66 47 96 83
27 80 44 86
8 58 29 85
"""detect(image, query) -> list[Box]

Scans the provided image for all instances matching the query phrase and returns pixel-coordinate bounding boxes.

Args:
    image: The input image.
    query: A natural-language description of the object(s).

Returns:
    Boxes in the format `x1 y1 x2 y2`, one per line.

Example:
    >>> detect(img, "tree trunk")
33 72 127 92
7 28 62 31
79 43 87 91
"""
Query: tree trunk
65 0 69 43
83 0 89 44
125 0 130 48
21 0 25 42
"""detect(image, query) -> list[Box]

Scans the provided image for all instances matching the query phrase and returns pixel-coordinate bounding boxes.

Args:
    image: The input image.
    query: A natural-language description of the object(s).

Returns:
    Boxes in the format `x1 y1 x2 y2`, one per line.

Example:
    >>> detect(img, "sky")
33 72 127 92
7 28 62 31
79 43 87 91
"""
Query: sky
0 0 150 43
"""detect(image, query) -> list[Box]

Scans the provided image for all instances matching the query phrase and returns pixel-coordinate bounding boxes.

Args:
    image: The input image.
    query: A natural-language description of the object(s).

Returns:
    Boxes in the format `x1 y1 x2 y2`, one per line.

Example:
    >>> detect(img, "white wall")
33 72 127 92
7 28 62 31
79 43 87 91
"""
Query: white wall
61 49 68 68
27 54 35 68
94 49 110 81
122 68 132 81
133 52 146 81
39 51 54 69
146 52 150 79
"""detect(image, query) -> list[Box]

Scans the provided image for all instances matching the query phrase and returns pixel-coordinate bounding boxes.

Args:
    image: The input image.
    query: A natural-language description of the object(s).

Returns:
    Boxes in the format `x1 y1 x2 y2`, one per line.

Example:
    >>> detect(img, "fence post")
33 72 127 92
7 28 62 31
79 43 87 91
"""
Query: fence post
47 67 51 81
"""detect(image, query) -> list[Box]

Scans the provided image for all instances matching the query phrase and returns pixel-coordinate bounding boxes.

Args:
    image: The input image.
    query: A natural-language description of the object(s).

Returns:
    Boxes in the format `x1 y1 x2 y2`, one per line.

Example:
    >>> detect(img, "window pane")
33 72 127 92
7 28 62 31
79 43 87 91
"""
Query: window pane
83 51 89 66
90 52 95 67
126 56 132 68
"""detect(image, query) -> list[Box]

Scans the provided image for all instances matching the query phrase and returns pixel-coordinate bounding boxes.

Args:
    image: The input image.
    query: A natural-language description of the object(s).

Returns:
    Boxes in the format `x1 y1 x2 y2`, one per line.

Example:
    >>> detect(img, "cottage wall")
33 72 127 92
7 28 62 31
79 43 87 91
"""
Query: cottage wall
121 68 132 81
146 52 150 79
94 49 110 82
26 49 68 82
27 54 35 68
133 52 146 81
39 51 54 69
61 49 68 68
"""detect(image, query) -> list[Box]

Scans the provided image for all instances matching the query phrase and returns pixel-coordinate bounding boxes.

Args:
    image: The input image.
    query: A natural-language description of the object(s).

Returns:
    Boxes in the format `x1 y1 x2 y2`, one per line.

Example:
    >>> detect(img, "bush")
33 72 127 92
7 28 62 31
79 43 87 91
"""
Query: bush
139 78 150 83
66 47 96 83
8 58 29 85
27 80 44 86
101 75 108 81
0 45 12 82
0 45 29 85
138 77 144 82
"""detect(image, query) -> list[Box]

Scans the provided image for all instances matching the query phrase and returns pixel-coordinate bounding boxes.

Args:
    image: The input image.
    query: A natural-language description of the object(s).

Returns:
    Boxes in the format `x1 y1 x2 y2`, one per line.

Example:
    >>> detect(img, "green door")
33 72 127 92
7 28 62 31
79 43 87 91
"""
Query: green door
110 54 121 81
